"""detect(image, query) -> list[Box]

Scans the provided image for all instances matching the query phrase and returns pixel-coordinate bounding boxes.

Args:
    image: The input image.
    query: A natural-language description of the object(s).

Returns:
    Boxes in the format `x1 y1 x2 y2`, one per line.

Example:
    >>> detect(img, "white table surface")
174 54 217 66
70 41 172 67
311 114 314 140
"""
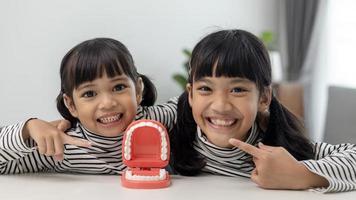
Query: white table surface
0 174 355 200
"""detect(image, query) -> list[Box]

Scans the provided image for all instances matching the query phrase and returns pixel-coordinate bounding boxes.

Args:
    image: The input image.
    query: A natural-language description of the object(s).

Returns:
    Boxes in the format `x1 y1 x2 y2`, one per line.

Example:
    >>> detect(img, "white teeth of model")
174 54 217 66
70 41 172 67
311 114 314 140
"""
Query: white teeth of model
125 171 133 179
159 169 166 179
146 122 153 127
124 146 129 153
125 169 167 181
125 146 131 154
161 146 167 154
124 141 131 160
124 132 132 160
124 153 131 160
125 131 132 144
126 130 132 136
161 153 167 161
161 138 167 146
161 146 167 160
126 139 131 146
153 124 159 130
125 138 131 147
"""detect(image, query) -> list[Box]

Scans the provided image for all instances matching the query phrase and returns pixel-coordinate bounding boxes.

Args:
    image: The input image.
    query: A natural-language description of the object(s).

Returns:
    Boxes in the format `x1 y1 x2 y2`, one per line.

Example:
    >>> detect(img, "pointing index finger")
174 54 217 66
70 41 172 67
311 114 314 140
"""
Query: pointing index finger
229 138 263 158
61 133 92 147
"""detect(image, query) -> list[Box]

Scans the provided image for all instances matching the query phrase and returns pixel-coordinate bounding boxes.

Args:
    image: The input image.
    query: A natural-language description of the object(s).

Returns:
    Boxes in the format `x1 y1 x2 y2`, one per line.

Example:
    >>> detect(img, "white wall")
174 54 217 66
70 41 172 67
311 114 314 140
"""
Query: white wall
0 0 280 125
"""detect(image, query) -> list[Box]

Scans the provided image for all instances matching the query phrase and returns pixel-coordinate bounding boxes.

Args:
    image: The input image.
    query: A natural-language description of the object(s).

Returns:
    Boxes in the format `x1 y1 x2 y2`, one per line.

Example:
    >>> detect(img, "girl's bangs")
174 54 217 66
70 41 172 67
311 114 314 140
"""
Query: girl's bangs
190 30 271 90
192 42 260 83
70 47 134 89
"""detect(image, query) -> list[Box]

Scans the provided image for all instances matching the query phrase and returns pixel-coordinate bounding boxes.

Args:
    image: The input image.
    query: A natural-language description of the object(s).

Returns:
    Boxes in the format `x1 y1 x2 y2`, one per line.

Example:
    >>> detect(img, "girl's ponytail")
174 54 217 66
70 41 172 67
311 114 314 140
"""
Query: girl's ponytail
139 74 157 106
56 90 77 126
170 91 205 176
262 96 314 160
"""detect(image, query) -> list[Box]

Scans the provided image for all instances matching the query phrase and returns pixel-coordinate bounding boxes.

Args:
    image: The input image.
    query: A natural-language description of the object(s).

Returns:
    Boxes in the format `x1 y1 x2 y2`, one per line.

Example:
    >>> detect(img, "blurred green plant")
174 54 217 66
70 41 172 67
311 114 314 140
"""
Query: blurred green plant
260 31 276 50
172 48 191 91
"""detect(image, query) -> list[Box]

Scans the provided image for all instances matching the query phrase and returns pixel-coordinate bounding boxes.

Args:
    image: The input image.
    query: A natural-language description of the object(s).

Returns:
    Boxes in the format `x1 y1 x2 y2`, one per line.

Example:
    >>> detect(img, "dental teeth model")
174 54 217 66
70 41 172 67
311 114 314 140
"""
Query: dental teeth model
121 119 171 189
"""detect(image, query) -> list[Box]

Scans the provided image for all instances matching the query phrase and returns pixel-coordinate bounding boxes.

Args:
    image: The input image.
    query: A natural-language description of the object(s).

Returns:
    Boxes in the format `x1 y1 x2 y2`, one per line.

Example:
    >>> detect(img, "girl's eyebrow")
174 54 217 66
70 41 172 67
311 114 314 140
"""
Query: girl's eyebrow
110 76 129 82
195 77 212 84
77 83 95 90
196 77 249 84
77 76 129 90
230 78 250 84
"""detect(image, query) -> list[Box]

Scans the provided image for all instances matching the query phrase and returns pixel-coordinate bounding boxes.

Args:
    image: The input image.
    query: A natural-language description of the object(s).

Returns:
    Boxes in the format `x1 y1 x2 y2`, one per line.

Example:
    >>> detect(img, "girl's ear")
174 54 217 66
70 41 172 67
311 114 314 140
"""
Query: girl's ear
63 94 78 118
186 83 193 107
258 86 272 113
136 77 144 105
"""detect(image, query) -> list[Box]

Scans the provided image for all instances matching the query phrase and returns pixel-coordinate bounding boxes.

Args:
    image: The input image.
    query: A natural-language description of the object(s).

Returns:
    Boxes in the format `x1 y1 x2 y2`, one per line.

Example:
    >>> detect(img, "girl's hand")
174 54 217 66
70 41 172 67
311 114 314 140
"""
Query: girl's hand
229 138 329 190
22 119 91 161
49 119 71 132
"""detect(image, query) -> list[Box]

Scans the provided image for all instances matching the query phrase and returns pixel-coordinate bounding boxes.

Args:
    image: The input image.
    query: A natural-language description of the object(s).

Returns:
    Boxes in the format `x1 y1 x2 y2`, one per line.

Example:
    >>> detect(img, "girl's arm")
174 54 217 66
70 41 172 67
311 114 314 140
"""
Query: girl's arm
230 139 356 193
301 142 356 193
0 119 89 174
22 119 90 161
136 97 178 132
229 139 328 190
0 120 49 174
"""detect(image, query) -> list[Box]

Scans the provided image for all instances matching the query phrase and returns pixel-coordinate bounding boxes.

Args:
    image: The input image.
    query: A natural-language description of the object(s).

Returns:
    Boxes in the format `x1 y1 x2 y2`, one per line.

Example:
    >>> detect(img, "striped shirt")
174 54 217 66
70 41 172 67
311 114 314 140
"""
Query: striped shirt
0 97 177 175
194 124 356 193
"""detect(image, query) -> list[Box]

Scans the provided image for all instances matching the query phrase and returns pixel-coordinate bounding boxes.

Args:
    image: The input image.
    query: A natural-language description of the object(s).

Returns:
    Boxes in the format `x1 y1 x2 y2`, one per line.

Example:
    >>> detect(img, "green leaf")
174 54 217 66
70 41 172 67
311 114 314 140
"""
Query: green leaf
261 31 273 44
260 31 275 50
172 48 191 90
172 74 188 90
183 48 192 57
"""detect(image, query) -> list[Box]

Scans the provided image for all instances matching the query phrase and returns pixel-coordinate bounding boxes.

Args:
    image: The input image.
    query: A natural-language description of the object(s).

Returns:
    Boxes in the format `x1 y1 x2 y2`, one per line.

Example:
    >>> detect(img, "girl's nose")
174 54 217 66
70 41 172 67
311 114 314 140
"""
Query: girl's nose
210 94 233 113
99 94 117 110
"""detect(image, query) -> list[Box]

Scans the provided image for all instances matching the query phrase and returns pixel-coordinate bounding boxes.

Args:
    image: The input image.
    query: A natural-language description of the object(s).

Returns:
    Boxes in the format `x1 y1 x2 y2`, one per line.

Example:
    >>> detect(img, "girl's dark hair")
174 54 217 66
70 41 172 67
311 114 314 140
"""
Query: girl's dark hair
171 29 314 176
56 38 156 125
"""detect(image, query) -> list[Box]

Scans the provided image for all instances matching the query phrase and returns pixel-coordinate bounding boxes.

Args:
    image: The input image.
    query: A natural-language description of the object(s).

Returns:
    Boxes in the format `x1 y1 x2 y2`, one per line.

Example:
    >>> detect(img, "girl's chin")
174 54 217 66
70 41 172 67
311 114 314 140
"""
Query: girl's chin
207 136 236 148
92 126 125 137
201 127 243 147
97 130 124 137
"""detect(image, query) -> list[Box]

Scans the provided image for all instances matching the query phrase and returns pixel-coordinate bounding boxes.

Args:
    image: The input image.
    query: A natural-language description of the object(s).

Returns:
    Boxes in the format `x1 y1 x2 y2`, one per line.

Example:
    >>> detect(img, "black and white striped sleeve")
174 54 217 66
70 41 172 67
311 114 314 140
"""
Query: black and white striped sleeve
301 142 356 193
0 121 35 153
135 97 178 132
0 121 51 174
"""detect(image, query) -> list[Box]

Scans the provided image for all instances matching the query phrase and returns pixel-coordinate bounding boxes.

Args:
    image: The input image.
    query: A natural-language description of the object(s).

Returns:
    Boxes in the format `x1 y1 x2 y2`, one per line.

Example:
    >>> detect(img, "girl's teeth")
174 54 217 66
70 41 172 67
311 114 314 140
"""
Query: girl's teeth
210 119 235 126
99 114 121 124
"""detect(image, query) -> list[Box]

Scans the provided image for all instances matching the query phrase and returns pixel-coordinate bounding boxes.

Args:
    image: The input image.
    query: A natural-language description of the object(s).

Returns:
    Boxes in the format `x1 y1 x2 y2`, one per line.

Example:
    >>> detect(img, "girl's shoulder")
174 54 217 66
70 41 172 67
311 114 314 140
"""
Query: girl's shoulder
136 97 178 118
65 123 84 137
311 141 356 158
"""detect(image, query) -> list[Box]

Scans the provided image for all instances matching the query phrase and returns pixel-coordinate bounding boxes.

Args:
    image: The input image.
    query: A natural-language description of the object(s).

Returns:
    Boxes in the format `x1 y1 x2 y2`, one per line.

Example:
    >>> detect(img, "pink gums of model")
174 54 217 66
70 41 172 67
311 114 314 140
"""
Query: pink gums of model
121 119 170 189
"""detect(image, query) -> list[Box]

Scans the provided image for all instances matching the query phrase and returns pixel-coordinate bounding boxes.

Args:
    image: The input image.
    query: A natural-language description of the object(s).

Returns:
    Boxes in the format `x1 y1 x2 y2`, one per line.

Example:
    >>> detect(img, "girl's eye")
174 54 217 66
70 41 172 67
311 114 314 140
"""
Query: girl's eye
197 86 211 92
82 91 96 98
113 84 126 92
231 87 246 93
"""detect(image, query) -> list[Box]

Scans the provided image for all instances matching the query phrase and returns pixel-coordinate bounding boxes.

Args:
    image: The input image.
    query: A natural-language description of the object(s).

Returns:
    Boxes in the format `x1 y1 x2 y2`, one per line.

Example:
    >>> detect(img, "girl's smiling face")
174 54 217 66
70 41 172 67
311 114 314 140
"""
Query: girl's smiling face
64 73 142 137
188 76 270 148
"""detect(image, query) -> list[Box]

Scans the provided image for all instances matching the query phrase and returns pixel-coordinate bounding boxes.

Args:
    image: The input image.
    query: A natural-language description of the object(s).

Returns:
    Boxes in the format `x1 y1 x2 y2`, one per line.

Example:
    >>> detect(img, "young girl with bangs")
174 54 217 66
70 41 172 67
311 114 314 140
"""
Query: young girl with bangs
170 29 356 193
0 38 177 174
